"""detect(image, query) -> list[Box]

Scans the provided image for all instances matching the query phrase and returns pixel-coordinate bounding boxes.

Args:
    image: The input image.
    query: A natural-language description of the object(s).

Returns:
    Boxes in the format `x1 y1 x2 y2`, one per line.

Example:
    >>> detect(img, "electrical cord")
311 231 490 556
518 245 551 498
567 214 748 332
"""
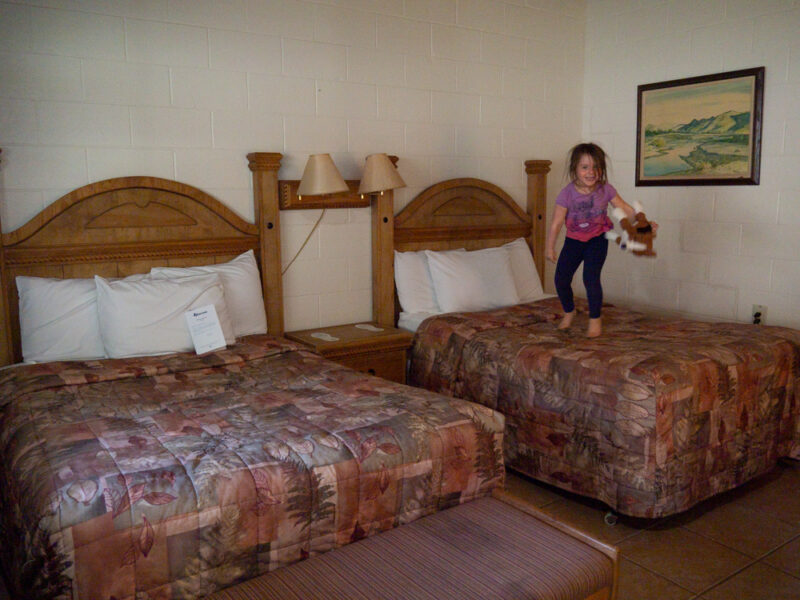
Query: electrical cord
281 209 326 275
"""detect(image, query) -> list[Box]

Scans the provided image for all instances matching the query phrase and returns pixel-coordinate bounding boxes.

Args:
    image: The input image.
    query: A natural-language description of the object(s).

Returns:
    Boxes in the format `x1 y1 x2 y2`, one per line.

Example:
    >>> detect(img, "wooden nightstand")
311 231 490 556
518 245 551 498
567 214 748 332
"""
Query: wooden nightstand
286 322 414 384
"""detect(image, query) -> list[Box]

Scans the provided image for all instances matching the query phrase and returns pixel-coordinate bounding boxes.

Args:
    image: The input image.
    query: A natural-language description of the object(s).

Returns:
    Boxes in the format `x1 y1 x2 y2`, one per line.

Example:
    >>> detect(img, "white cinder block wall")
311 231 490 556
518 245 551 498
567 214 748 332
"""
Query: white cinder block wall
0 0 585 331
583 0 800 329
5 1 795 330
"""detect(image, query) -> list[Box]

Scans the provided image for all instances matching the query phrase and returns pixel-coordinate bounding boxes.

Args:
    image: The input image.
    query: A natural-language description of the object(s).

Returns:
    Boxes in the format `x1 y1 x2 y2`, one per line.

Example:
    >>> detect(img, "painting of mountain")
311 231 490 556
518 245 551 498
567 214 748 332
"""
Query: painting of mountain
675 110 750 134
643 109 751 177
636 67 764 185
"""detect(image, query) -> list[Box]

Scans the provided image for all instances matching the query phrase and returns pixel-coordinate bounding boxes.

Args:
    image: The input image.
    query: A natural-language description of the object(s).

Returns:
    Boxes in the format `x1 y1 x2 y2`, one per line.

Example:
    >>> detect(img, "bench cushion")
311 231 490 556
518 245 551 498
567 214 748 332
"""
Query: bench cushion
209 496 616 600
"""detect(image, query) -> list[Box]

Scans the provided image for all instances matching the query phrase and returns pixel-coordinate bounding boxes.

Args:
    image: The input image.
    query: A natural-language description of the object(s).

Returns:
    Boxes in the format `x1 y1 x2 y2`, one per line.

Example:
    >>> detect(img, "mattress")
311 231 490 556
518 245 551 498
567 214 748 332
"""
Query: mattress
408 297 800 517
397 296 556 333
0 335 505 599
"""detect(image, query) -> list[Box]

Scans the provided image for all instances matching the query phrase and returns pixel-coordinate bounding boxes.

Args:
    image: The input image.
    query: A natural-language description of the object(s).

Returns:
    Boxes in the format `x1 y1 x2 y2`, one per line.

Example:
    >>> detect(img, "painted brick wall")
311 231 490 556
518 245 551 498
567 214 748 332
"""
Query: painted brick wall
0 0 585 331
583 0 800 328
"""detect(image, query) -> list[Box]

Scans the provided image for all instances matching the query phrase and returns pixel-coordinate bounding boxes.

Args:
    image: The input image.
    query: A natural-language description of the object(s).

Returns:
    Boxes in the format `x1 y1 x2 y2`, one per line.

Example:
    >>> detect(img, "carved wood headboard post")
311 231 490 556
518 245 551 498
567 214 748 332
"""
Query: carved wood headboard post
247 152 284 337
0 148 11 365
0 244 8 366
370 155 400 328
0 232 9 367
525 159 552 289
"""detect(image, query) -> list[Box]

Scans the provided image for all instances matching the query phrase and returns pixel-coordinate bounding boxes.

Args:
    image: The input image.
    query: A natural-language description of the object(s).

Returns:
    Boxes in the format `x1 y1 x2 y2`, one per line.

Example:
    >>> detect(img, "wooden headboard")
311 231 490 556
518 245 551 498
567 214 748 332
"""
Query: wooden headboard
373 159 551 325
0 152 284 366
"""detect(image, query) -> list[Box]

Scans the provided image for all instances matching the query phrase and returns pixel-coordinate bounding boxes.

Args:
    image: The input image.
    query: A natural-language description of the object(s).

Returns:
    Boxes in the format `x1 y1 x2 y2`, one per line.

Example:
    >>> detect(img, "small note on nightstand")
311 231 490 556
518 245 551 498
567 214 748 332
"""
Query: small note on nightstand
311 332 339 342
354 323 384 332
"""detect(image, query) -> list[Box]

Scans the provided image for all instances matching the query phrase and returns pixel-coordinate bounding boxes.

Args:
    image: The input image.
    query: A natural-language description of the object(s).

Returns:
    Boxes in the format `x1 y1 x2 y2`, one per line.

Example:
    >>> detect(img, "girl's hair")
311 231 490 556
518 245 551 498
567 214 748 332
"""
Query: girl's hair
566 142 608 185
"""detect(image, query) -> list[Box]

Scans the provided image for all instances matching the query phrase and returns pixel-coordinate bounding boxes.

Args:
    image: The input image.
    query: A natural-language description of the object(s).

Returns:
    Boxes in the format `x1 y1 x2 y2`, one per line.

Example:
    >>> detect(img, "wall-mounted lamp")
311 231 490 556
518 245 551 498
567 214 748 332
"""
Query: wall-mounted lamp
358 153 406 198
283 153 349 274
296 153 349 199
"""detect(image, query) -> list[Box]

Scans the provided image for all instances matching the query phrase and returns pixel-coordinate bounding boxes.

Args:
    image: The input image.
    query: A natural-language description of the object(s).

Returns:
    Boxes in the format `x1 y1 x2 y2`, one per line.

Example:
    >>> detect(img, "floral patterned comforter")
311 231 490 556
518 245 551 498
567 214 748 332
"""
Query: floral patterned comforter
409 297 800 518
0 335 504 599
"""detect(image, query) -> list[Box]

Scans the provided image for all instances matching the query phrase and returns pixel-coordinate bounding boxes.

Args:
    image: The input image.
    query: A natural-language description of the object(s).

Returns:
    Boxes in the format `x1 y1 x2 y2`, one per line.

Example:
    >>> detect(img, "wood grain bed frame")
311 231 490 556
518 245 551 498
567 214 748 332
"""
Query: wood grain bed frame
0 152 284 366
0 152 620 600
372 159 551 324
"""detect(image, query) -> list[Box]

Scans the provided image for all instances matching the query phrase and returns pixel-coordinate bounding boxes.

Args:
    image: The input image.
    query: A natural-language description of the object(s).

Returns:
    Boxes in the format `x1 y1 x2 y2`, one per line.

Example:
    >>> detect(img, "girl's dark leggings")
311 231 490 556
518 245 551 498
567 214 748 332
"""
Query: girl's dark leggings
554 235 608 319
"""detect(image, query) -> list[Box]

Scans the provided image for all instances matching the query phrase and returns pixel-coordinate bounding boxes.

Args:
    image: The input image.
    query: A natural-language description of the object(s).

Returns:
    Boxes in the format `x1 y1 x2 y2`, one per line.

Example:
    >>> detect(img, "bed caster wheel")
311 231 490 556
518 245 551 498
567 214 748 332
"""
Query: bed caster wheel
604 511 618 526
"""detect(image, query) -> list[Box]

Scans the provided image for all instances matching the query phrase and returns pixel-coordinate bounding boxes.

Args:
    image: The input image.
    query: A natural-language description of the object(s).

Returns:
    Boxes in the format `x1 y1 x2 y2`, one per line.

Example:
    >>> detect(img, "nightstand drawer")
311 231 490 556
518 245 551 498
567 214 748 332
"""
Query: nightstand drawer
336 349 407 384
285 322 413 385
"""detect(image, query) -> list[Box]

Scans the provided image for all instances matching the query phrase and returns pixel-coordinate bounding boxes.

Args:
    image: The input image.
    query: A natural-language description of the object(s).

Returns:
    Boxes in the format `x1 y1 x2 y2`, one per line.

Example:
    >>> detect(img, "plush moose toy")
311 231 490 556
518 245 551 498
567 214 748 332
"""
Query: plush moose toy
605 201 656 257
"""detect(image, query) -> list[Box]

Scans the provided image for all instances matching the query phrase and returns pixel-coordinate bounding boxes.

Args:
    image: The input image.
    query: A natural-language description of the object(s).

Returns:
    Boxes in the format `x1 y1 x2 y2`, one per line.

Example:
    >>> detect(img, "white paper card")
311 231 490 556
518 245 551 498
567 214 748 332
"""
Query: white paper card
311 332 339 341
185 304 227 354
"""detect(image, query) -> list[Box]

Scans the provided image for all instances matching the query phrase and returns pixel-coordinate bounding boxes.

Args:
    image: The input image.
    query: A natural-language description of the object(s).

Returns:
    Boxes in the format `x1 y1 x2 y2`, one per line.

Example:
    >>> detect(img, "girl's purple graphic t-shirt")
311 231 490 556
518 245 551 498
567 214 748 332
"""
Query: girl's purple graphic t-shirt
556 182 616 241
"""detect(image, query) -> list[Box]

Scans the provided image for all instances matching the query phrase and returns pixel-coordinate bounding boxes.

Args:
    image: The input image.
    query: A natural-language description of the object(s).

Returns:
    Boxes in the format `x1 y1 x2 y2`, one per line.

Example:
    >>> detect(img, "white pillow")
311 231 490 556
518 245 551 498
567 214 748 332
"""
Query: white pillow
394 248 468 314
503 238 546 302
150 250 267 337
95 273 235 358
16 276 107 362
425 247 520 313
394 250 439 314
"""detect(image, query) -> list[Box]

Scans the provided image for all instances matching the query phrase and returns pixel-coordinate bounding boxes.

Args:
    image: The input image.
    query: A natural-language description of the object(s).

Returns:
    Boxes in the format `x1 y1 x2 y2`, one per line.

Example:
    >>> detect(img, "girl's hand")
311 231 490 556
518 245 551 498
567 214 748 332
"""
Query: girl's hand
546 248 558 263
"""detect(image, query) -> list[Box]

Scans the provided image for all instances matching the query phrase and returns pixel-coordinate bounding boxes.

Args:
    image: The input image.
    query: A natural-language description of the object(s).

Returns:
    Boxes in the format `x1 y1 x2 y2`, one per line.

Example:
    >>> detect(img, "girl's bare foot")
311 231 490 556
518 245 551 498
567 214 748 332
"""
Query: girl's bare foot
587 317 602 338
558 311 575 330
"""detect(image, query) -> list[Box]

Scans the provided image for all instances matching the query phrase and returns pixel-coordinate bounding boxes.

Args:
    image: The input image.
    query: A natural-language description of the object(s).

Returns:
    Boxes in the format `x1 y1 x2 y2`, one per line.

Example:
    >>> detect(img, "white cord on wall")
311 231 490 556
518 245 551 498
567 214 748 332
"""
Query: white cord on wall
281 209 326 275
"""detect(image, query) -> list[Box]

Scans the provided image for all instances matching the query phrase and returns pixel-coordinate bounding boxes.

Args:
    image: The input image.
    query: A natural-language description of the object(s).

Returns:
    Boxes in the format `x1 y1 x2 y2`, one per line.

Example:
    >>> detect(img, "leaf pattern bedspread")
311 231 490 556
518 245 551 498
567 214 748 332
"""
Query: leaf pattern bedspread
409 297 800 518
0 335 504 599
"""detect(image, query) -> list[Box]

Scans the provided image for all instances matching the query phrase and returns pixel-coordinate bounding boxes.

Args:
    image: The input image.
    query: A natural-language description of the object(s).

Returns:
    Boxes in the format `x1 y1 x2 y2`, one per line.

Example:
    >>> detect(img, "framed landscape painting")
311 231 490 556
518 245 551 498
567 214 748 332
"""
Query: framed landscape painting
636 67 764 186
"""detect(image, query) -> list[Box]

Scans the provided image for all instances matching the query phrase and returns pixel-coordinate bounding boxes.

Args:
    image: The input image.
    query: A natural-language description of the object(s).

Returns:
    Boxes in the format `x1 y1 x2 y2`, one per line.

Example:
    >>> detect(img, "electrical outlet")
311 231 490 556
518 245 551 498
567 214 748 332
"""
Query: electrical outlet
752 304 767 325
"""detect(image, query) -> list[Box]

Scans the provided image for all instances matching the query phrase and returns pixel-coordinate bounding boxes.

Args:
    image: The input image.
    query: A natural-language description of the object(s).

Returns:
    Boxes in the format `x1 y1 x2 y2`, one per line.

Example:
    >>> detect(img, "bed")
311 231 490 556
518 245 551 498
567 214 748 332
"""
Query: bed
0 154 505 599
373 160 800 519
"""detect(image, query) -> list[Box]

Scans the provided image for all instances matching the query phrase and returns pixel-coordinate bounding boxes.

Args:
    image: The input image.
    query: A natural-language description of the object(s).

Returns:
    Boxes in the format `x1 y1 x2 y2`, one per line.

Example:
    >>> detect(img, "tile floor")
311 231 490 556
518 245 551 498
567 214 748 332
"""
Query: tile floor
504 458 800 599
1 459 798 600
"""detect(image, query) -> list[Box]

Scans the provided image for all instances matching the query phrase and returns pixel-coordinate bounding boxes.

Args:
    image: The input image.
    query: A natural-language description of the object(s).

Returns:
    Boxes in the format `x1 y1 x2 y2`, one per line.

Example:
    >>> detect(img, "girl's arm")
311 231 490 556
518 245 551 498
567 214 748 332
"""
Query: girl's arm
546 205 567 263
609 194 636 219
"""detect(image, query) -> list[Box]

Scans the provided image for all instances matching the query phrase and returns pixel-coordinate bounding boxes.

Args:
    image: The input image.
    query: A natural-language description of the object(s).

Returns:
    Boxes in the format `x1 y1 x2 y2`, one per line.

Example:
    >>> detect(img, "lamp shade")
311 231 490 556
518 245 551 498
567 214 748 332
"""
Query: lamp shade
296 154 349 196
358 153 406 195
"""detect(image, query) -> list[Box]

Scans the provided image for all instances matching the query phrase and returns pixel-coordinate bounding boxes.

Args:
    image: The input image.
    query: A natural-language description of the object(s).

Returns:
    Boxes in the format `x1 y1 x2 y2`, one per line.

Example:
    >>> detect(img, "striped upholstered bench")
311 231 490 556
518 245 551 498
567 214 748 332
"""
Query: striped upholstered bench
209 490 618 600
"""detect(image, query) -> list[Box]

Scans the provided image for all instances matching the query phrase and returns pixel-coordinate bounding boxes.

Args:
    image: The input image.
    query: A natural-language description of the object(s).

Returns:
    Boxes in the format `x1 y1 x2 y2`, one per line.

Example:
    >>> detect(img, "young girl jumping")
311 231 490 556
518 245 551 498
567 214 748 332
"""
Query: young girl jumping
545 143 644 338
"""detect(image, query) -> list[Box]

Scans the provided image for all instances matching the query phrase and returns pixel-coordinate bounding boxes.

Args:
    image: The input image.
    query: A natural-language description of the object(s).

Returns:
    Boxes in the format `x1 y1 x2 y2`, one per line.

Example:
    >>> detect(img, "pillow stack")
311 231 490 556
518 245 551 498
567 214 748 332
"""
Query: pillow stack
394 238 546 316
16 250 267 363
150 250 266 338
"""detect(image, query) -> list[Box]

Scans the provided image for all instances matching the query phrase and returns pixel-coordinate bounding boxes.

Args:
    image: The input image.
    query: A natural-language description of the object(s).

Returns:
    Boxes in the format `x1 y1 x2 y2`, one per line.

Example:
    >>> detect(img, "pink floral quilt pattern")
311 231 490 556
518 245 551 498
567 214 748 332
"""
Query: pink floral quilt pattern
0 336 504 599
409 297 800 518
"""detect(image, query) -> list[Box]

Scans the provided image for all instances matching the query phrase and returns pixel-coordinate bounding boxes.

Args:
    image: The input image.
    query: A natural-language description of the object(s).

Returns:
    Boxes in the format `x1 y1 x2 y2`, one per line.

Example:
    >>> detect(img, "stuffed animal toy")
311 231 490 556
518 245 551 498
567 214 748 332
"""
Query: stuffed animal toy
605 201 656 257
